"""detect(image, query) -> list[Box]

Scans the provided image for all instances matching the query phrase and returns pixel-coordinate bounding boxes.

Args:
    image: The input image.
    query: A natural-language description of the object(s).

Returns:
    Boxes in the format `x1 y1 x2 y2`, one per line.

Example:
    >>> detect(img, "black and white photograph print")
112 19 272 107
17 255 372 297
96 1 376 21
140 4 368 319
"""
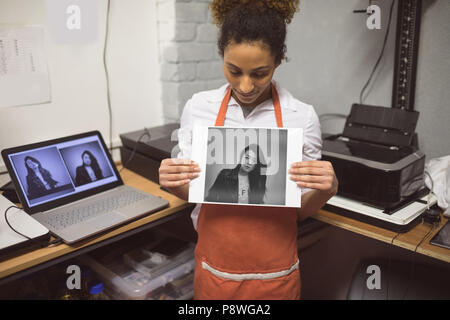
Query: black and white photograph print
59 141 113 187
205 143 272 204
189 126 303 208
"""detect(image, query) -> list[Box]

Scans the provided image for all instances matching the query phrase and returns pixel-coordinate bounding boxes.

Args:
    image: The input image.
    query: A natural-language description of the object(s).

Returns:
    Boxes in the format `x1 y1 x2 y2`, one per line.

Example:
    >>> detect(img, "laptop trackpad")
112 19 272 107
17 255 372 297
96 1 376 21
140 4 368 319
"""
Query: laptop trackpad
88 212 127 230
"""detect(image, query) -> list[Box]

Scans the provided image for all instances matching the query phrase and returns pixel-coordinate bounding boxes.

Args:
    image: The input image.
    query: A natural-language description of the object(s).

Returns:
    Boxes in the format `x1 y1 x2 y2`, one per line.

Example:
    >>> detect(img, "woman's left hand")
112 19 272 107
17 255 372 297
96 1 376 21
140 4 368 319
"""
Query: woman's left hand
289 160 338 196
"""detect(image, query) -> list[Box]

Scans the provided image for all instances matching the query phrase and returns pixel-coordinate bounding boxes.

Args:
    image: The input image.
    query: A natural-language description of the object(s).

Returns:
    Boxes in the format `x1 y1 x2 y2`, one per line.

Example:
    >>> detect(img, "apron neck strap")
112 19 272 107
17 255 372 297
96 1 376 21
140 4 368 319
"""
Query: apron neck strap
214 83 283 128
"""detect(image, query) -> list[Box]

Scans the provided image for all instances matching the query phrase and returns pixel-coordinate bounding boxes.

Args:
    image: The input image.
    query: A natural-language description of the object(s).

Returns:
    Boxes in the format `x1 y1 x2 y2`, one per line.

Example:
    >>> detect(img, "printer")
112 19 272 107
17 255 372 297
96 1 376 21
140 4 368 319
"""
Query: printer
321 104 431 232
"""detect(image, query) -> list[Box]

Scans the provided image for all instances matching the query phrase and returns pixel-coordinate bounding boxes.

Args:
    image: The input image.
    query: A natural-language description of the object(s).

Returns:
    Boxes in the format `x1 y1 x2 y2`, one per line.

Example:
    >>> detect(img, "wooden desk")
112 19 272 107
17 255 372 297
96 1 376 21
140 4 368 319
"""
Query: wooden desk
0 166 194 285
1 165 448 286
313 209 450 263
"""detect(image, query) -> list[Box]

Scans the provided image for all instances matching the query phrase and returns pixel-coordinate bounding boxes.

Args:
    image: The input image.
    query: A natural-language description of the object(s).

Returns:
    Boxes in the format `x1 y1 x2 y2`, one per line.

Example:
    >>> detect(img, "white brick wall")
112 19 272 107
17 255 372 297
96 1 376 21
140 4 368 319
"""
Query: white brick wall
157 0 226 122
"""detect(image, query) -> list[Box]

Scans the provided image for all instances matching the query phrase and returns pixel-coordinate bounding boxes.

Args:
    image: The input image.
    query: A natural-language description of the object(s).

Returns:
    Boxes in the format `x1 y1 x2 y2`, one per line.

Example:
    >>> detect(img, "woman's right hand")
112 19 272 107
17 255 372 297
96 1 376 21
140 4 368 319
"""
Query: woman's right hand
158 158 201 189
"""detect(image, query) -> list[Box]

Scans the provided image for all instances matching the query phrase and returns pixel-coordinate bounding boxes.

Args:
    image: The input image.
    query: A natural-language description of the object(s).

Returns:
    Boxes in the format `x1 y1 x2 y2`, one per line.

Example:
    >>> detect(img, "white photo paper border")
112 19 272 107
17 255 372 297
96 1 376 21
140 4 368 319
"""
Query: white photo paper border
189 126 303 208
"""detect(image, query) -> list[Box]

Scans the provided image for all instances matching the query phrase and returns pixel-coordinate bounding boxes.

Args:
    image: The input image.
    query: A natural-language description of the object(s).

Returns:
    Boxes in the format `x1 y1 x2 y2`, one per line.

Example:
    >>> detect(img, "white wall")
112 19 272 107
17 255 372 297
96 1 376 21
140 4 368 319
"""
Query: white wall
414 0 450 160
276 0 450 159
156 0 226 122
0 0 164 171
1 0 448 172
277 0 396 116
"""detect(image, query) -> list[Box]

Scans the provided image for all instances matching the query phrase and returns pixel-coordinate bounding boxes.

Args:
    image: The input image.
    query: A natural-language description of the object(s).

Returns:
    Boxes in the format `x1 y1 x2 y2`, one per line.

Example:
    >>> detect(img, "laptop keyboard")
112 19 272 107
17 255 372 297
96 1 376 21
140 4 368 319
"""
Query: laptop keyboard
43 190 149 230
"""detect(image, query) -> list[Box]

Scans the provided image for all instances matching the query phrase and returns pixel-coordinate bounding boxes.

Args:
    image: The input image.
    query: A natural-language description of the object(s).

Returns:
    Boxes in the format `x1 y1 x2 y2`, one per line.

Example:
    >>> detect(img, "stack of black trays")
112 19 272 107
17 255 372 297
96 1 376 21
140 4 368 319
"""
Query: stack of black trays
119 123 180 184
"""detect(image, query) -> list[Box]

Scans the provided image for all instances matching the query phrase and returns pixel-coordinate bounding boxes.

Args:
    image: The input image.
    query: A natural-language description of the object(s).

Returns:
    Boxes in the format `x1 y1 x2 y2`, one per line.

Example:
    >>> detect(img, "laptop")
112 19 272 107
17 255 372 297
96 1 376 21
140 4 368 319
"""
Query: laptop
1 131 169 244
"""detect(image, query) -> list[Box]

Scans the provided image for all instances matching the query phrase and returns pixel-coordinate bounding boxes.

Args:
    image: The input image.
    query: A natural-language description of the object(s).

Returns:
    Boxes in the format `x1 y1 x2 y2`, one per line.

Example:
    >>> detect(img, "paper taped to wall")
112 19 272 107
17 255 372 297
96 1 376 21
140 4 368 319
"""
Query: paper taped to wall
0 25 51 108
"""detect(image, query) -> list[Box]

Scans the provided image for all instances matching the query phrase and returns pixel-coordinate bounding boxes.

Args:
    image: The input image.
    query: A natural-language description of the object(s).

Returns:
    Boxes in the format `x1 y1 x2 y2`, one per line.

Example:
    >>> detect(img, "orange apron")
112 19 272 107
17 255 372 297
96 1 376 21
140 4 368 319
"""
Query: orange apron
194 84 301 300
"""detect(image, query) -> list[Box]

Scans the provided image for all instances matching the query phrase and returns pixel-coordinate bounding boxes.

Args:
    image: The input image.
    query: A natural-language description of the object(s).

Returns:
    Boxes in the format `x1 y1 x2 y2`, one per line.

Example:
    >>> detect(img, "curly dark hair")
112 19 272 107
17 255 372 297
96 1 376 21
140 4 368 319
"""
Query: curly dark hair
210 0 300 64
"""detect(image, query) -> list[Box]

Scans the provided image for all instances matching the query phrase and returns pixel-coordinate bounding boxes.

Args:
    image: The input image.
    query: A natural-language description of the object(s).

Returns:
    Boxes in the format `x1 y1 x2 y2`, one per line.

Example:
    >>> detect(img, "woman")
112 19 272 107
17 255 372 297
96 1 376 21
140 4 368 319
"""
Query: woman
24 156 59 199
159 0 338 299
205 144 267 204
75 150 103 186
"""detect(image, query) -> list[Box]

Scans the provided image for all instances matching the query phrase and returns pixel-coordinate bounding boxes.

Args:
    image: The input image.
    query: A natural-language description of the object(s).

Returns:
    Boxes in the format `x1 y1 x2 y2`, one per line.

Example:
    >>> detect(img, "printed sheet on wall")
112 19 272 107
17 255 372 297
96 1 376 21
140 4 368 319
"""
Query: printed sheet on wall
0 26 51 108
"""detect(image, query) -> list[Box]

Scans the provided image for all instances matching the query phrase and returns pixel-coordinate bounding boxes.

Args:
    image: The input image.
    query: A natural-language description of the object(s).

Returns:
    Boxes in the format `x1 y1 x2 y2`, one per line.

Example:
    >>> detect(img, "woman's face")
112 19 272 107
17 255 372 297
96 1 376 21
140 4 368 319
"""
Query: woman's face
223 40 278 107
26 159 39 170
83 153 91 166
240 149 257 173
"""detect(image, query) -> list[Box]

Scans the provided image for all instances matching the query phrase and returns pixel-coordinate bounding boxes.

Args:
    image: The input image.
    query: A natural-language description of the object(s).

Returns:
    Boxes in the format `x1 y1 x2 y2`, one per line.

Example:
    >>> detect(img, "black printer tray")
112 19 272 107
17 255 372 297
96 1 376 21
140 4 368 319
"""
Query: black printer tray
120 123 180 161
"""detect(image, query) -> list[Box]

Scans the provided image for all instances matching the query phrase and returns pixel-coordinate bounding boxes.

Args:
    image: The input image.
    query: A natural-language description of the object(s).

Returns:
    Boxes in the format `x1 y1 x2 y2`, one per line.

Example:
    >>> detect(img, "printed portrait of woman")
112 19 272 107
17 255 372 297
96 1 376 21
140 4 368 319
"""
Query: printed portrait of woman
75 150 104 186
24 156 59 199
205 144 267 204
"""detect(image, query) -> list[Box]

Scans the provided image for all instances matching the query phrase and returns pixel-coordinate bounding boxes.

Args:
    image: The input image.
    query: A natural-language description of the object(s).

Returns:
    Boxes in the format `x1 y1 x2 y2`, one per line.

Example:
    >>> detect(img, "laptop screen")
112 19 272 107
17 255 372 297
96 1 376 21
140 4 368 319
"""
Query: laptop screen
6 134 120 209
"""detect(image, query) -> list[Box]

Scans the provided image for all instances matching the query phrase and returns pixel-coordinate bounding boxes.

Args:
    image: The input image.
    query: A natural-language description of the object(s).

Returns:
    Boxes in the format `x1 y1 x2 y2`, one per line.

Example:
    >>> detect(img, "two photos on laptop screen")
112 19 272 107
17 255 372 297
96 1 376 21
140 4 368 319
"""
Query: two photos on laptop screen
9 139 114 206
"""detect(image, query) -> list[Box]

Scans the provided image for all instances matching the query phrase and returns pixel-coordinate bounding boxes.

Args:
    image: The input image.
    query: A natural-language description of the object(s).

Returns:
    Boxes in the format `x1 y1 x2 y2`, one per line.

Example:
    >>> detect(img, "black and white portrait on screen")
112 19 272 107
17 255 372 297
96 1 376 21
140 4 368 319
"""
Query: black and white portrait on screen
74 150 104 186
9 147 75 203
59 141 114 187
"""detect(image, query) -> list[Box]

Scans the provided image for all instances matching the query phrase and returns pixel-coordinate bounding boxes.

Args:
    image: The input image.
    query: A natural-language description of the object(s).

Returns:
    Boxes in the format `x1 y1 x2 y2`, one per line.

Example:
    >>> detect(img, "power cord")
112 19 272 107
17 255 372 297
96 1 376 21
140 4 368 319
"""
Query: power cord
385 232 400 300
4 205 62 248
401 222 435 300
359 0 395 105
386 169 437 300
424 170 436 210
361 169 437 300
104 0 113 154
119 128 152 173
359 230 399 300
397 169 438 299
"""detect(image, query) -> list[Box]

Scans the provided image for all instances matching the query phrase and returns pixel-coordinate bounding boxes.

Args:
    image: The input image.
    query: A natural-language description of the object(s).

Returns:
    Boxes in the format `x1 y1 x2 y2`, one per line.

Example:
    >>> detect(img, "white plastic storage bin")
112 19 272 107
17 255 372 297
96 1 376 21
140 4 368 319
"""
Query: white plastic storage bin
123 237 195 280
78 233 195 300
79 255 195 300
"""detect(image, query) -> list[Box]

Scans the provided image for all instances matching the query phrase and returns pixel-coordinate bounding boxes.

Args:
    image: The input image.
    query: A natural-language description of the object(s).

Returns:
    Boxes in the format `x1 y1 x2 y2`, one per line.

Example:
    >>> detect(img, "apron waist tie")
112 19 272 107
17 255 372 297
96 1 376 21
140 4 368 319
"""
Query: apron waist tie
201 259 299 281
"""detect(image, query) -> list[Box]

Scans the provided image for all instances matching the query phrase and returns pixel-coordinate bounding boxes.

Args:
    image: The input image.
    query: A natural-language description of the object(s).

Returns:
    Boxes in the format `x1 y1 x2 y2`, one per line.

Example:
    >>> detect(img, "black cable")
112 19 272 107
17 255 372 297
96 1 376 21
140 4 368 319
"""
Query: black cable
401 223 435 300
4 205 63 248
424 171 433 190
119 128 152 173
359 0 395 105
5 205 32 241
399 170 436 299
386 232 400 300
47 237 63 246
423 170 437 217
104 0 113 154
414 225 435 253
360 231 399 300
